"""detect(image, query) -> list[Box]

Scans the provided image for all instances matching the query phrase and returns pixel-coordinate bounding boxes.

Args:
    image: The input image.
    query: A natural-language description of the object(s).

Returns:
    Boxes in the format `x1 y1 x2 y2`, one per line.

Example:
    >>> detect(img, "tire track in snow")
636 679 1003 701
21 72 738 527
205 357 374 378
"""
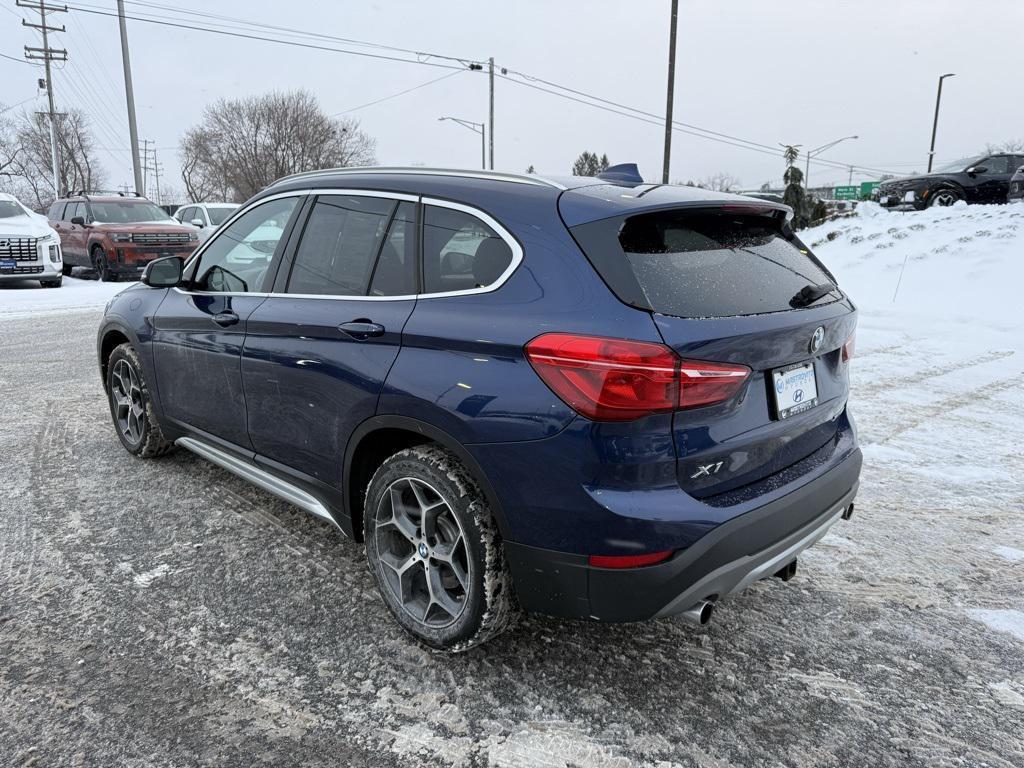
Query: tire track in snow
855 349 1015 399
863 373 1024 446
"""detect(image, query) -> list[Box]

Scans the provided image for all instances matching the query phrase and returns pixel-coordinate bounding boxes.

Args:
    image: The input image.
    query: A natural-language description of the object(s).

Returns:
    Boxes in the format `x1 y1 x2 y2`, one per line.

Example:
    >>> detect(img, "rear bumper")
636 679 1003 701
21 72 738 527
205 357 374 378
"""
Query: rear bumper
504 446 861 621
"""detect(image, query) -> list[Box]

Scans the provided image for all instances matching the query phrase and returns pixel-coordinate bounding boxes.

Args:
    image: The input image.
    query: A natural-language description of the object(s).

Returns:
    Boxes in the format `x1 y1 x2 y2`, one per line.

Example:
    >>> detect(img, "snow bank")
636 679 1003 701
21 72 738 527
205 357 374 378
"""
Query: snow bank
805 202 1024 335
0 276 128 321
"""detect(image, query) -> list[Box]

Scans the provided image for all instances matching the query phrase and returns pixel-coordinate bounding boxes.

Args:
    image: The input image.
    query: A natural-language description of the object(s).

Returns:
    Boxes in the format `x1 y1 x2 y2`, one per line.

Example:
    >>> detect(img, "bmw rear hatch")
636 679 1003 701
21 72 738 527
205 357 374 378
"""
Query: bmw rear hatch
560 183 857 500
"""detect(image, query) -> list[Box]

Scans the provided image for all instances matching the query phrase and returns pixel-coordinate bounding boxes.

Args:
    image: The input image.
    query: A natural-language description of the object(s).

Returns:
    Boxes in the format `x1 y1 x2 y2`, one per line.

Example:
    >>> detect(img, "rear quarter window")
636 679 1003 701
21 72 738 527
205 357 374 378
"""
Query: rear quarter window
570 208 837 318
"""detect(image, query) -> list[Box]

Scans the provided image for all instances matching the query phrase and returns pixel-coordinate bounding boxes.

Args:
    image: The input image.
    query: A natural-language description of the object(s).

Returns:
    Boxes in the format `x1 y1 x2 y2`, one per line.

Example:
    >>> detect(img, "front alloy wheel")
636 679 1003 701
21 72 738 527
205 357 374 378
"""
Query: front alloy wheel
928 189 961 207
105 342 172 458
111 358 145 446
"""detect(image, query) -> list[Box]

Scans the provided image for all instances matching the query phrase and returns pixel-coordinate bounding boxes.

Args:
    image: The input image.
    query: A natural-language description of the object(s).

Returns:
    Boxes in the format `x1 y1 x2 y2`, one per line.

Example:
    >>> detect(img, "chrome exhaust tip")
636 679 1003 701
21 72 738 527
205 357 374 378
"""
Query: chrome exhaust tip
680 600 715 626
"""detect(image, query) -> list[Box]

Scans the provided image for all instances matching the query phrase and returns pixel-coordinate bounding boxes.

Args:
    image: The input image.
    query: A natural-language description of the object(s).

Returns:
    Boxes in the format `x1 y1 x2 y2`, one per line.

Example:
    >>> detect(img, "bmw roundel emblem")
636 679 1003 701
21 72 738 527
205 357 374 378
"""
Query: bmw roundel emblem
809 326 825 354
418 542 428 558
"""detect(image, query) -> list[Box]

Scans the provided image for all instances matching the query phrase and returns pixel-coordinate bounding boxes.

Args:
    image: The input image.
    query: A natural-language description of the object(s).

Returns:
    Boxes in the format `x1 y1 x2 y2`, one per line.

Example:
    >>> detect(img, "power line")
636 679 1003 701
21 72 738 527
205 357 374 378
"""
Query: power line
62 1 475 72
334 70 464 115
1 50 35 65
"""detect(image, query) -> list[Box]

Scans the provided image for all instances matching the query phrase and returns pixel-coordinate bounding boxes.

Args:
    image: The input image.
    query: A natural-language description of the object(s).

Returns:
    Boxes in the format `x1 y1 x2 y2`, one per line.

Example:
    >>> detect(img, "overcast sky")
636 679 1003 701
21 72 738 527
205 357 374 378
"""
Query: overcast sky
3 0 1022 199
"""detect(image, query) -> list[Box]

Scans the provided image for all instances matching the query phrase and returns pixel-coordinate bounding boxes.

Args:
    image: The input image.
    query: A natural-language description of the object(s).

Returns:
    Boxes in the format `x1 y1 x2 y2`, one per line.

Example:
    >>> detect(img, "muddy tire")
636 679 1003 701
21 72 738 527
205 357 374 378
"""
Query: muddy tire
364 446 518 651
105 343 173 458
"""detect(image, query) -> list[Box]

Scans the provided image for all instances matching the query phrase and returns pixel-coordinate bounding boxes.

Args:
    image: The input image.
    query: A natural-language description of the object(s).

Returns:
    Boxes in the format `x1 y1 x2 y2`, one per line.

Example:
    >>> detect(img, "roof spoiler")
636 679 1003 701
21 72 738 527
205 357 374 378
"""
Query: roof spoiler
597 163 644 184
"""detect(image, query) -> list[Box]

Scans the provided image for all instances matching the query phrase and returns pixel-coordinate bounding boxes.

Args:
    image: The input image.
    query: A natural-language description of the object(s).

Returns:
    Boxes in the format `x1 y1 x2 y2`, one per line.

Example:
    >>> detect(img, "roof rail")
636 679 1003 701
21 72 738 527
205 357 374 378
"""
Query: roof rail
73 189 143 198
267 166 567 191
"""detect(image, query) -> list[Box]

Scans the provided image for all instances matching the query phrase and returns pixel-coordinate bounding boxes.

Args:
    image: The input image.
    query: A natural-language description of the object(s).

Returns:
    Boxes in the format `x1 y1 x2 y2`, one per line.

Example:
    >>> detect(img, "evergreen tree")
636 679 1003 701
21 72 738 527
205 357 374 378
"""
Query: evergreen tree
571 151 611 176
526 165 535 174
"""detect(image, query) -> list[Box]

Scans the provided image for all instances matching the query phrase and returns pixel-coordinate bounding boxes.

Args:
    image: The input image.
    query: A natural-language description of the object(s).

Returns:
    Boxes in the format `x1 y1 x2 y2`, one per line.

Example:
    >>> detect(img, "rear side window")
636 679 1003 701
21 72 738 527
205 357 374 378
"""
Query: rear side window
369 201 416 297
422 205 513 294
47 201 65 219
571 209 836 318
287 195 394 296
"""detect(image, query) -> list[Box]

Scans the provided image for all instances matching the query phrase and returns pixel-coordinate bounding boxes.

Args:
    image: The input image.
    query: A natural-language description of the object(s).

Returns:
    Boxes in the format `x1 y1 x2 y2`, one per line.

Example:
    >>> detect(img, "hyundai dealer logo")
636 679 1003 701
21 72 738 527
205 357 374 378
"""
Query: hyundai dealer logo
793 389 804 402
809 326 825 354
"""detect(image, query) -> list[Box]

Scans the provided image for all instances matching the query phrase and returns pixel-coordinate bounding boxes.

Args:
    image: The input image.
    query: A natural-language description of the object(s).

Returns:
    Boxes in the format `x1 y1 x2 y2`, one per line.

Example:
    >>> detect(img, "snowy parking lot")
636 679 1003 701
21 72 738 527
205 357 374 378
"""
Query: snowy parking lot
1 204 1022 766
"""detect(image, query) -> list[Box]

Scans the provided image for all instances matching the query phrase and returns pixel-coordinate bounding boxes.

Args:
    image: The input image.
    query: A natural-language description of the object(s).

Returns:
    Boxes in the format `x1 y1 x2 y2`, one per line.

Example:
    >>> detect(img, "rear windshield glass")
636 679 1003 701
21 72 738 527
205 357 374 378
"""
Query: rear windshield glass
571 208 837 318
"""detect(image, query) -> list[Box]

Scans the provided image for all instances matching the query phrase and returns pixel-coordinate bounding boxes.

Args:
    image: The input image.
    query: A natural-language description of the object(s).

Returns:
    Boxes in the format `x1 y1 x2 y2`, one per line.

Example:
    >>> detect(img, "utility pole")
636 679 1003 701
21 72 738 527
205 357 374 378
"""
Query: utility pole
140 138 151 196
662 0 679 184
488 57 495 170
19 0 67 198
848 166 854 185
116 0 144 195
927 73 955 173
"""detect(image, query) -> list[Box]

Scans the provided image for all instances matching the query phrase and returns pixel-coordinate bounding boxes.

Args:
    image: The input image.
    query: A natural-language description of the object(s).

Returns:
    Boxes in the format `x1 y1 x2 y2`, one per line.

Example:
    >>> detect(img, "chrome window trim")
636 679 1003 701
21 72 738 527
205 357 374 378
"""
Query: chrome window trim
175 188 523 303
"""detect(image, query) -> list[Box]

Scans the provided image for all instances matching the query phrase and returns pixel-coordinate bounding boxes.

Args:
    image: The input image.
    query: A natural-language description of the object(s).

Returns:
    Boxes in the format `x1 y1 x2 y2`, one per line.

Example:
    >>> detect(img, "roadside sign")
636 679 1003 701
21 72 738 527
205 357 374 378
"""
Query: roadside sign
833 185 859 200
859 181 880 197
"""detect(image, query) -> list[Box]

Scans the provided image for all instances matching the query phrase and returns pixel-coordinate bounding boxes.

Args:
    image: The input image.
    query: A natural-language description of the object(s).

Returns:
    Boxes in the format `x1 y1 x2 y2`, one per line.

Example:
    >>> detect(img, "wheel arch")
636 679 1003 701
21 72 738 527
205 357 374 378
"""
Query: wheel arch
98 322 134 389
344 416 511 543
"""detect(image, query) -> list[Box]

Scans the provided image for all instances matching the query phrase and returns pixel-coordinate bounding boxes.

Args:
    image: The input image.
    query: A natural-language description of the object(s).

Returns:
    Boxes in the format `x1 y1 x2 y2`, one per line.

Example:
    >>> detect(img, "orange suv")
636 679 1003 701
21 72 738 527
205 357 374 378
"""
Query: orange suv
48 191 199 281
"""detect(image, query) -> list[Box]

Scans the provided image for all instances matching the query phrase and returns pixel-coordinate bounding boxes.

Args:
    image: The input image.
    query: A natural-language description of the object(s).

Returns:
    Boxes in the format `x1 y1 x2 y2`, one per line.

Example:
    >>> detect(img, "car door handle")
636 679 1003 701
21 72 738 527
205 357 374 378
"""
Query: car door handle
213 311 240 327
338 320 385 340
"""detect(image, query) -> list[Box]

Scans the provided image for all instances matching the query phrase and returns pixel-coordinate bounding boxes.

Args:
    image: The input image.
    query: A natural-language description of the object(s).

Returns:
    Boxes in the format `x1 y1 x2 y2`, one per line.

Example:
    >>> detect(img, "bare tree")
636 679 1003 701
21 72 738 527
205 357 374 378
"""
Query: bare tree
700 172 741 192
0 108 104 208
179 89 376 202
983 139 1024 153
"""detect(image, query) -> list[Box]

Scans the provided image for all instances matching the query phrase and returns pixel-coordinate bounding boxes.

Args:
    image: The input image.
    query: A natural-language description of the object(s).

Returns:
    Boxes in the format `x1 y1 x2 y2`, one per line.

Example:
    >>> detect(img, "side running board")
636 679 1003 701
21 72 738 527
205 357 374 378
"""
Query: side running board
176 437 342 531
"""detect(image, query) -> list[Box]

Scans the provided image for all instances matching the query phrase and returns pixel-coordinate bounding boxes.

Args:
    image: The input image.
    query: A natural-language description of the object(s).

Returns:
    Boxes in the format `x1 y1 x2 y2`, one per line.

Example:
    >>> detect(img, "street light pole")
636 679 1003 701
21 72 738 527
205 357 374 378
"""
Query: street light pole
927 73 955 173
805 135 859 191
439 117 486 170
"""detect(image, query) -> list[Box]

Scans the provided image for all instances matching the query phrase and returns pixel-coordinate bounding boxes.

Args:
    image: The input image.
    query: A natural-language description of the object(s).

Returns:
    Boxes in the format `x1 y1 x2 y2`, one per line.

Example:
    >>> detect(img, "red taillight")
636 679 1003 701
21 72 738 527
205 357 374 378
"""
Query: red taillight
524 333 750 421
525 334 678 421
589 550 674 569
842 331 856 362
678 359 751 410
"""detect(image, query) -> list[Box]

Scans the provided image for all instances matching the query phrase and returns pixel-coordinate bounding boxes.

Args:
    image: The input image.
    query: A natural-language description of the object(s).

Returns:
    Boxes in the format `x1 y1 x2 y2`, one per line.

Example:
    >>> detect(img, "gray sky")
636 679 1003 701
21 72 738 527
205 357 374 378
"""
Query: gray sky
3 0 1022 198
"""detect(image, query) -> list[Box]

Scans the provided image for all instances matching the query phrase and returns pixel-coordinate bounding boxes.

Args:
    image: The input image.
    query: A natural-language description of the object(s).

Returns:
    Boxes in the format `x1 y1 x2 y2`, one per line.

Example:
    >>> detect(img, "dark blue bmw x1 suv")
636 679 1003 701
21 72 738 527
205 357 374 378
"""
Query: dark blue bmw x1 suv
97 166 861 650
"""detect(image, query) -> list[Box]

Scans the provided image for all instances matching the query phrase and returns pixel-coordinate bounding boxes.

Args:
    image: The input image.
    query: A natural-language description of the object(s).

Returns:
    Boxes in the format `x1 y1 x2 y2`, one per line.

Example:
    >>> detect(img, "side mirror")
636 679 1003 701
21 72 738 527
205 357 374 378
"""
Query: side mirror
967 166 988 175
71 216 86 226
142 255 183 288
190 218 204 228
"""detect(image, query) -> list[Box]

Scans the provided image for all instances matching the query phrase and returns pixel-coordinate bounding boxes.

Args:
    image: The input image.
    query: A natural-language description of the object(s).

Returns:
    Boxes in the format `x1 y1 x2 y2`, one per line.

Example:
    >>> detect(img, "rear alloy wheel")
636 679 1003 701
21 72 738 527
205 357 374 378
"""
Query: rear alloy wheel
364 446 518 651
106 343 173 458
928 188 961 207
93 246 114 282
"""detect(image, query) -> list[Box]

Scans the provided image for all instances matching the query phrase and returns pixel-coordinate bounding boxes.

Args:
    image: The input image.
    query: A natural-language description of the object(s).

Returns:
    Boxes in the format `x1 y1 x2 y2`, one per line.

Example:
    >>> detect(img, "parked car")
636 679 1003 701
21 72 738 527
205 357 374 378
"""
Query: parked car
0 192 63 288
48 191 199 281
876 153 1024 210
172 202 239 242
97 166 861 650
1009 165 1024 203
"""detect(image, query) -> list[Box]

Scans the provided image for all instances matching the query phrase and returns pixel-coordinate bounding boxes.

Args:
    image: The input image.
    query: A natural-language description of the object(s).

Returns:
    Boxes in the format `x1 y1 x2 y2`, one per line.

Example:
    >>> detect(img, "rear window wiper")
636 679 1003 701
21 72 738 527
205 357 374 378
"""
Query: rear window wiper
789 282 836 308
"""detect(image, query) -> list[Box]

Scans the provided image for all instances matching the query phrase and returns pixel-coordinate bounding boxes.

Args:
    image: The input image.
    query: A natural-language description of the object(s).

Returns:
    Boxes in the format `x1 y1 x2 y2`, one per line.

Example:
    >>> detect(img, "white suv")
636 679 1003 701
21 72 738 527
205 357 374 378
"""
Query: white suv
0 193 63 288
173 202 239 243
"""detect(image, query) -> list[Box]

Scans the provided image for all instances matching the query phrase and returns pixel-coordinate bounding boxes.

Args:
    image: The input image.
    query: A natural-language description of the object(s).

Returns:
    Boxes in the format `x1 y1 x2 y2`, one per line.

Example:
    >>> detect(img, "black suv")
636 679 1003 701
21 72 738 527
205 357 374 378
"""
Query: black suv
876 153 1024 210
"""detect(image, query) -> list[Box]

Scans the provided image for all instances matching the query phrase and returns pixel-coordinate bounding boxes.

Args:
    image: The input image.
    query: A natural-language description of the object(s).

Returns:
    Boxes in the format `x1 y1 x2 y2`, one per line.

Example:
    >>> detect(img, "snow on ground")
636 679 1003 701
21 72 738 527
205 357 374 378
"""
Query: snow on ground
0 274 129 320
804 201 1024 648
